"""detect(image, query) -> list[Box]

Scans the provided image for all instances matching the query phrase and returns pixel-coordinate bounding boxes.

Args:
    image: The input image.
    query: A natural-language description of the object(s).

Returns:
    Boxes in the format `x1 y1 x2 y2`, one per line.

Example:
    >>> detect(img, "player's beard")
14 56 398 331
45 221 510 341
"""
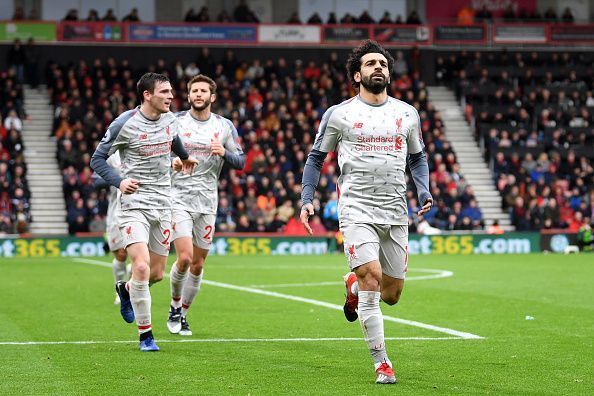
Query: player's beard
191 97 211 112
360 73 388 95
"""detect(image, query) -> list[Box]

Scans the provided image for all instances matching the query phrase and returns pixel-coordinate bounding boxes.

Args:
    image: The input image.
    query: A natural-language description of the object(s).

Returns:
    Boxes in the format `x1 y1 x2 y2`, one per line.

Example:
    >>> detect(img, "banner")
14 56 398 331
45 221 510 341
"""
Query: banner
434 24 486 42
373 26 430 44
425 0 537 22
550 25 594 42
493 24 547 43
258 25 320 43
540 230 578 253
0 22 56 41
408 233 540 255
209 236 335 255
323 26 369 42
0 236 106 258
128 24 257 43
59 22 124 41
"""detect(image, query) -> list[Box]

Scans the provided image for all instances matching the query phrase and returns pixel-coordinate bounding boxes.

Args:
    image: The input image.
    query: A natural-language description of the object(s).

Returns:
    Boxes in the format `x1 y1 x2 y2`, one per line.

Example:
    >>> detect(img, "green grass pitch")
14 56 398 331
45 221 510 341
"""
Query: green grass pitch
1 253 593 394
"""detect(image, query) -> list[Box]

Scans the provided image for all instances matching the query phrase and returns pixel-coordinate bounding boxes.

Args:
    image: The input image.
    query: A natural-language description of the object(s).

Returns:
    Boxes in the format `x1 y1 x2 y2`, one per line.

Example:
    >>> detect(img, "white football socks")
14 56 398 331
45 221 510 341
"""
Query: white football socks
170 261 188 309
358 290 389 366
129 279 151 334
112 259 127 283
181 271 203 317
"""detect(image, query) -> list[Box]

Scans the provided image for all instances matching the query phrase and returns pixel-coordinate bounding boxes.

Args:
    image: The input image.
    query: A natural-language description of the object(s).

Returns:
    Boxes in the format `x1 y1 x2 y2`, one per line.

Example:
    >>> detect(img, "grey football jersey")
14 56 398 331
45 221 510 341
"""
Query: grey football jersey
313 96 424 226
94 107 181 210
172 111 243 214
105 152 122 229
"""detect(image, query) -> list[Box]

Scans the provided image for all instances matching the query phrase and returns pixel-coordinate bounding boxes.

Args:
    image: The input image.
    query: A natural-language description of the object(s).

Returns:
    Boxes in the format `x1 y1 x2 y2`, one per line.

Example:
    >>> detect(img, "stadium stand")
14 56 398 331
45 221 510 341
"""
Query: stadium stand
46 51 484 235
441 50 594 231
0 67 30 234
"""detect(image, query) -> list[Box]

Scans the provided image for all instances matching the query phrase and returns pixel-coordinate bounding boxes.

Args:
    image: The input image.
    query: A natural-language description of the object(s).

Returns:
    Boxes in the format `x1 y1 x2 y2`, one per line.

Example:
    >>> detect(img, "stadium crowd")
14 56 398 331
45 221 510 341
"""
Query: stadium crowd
439 50 594 231
0 66 30 234
45 49 483 235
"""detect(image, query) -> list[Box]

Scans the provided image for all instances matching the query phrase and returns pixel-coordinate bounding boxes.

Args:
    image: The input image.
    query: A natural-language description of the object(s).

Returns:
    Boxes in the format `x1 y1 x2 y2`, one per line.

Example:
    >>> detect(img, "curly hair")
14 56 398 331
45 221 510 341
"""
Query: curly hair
346 40 394 89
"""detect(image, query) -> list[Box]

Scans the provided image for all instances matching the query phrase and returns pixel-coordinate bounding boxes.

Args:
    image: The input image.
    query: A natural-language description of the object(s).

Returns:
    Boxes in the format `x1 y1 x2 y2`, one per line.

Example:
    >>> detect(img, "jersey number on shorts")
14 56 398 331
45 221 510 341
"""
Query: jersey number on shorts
203 225 213 240
162 229 171 245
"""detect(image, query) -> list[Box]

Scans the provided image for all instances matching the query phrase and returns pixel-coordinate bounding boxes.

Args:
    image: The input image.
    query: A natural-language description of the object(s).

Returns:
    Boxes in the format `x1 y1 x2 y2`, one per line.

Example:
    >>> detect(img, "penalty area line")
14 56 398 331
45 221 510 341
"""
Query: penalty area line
73 258 484 340
0 337 463 346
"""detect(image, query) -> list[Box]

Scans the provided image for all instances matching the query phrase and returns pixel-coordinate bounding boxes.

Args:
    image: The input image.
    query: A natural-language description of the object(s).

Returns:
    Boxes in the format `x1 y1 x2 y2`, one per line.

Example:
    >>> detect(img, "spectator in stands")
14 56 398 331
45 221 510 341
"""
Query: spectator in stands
233 0 258 23
7 39 26 83
307 13 323 24
184 8 198 22
122 8 140 22
28 8 39 20
217 10 232 23
340 13 356 24
544 7 557 22
502 5 516 21
63 9 78 21
358 11 375 24
378 11 392 24
327 12 337 24
4 110 22 132
196 6 210 22
102 9 117 21
12 6 24 20
475 5 493 21
86 9 99 21
457 5 475 25
561 7 574 23
24 38 40 88
406 10 422 24
287 12 302 24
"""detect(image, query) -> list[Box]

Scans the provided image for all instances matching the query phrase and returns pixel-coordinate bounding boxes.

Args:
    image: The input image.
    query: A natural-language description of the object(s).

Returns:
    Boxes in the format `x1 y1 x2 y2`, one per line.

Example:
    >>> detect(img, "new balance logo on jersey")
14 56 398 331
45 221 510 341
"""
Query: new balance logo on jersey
139 133 148 140
183 132 191 137
353 122 364 129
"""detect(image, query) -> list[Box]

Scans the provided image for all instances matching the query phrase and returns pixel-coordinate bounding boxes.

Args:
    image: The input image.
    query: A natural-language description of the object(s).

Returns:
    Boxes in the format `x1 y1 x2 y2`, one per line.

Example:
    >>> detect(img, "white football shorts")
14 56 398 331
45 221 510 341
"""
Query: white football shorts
340 223 409 279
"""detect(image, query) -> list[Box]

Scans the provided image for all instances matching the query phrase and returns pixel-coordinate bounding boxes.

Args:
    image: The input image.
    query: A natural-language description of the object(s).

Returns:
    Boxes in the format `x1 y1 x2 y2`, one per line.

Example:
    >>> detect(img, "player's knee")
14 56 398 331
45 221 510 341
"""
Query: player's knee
150 271 164 283
114 249 127 262
381 289 402 306
178 251 193 267
358 271 381 291
133 262 150 278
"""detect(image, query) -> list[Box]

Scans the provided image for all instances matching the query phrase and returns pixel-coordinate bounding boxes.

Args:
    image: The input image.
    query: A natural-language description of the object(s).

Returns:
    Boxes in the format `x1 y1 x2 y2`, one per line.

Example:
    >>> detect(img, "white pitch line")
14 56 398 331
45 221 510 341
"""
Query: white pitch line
0 336 462 346
73 258 484 340
248 269 454 288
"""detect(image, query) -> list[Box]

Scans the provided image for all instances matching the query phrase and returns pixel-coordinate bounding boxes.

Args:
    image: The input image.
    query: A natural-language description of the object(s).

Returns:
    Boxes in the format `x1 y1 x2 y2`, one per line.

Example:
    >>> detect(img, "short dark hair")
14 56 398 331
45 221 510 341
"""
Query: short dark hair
187 74 217 95
346 40 394 89
136 72 170 103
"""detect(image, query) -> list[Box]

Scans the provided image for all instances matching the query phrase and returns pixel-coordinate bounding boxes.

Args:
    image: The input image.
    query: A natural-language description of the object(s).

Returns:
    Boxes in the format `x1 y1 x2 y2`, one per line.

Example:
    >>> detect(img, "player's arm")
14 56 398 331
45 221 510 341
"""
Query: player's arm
220 119 246 170
300 106 340 234
407 110 433 216
171 135 198 174
90 113 136 194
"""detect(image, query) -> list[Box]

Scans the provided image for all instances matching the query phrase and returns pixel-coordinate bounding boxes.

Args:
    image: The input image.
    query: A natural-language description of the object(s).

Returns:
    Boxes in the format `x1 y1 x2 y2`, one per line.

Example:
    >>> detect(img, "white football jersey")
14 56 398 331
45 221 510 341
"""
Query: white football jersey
312 95 424 226
171 111 243 214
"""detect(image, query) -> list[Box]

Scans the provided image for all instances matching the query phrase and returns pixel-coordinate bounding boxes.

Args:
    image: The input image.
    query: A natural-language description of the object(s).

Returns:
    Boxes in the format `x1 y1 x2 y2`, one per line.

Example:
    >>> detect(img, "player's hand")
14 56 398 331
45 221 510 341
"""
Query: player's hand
119 178 139 194
417 198 433 217
300 203 314 235
181 156 198 174
211 137 226 157
172 157 183 172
